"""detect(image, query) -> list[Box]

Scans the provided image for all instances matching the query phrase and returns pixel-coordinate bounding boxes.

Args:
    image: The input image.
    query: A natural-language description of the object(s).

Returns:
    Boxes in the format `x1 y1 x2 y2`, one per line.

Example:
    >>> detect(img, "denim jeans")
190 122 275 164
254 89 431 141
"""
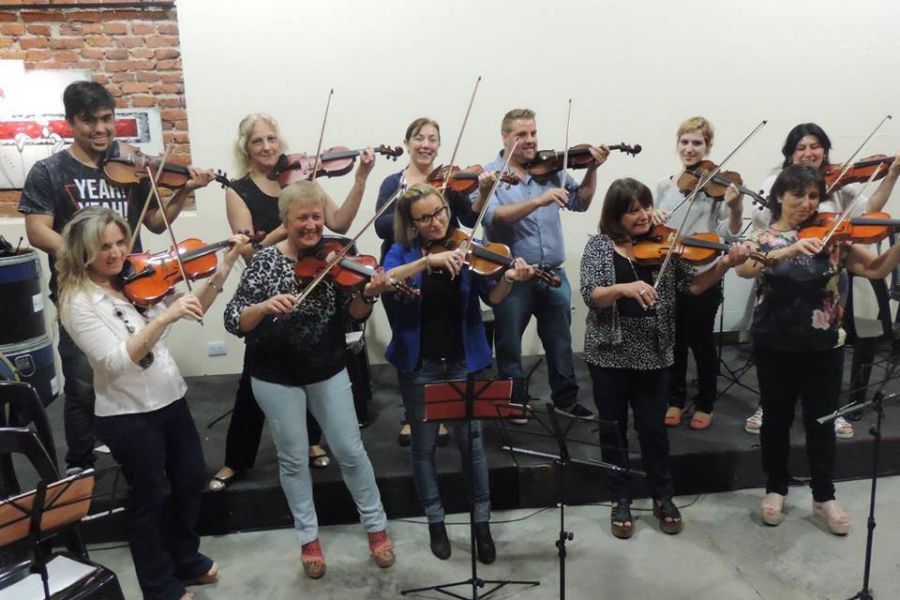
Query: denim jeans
492 269 578 407
251 369 387 545
58 324 97 470
398 359 491 523
95 399 212 600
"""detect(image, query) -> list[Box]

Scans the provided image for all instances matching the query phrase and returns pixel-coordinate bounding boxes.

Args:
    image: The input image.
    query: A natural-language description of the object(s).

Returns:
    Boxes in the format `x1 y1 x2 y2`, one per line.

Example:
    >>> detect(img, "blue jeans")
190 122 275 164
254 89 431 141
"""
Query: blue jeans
398 359 491 523
251 369 387 545
58 324 97 469
95 399 212 600
493 269 578 407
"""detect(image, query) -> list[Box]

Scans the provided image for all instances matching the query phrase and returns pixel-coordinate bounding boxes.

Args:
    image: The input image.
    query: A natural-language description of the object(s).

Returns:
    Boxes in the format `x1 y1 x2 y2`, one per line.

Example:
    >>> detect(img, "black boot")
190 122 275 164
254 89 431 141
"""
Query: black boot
428 522 451 559
474 522 496 565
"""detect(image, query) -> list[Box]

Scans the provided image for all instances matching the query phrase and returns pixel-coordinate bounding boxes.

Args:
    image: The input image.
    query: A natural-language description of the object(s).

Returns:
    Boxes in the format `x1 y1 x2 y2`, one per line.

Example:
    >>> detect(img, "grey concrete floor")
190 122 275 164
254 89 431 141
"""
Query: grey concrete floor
89 476 900 600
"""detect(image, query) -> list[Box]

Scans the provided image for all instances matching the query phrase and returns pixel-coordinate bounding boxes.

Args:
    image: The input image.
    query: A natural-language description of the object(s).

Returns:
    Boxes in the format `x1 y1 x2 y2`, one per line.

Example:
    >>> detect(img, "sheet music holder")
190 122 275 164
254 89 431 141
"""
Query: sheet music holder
401 373 539 600
0 469 95 600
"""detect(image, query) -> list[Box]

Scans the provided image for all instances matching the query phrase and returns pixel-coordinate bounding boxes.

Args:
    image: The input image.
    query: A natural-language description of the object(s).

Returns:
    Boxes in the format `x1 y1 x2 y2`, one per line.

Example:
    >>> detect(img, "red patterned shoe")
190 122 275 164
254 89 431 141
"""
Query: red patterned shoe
301 539 326 579
368 530 395 568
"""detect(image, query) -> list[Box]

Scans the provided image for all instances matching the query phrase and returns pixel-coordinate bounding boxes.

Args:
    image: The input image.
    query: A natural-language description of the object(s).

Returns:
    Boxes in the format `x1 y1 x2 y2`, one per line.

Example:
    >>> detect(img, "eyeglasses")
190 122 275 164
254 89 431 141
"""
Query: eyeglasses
411 205 449 226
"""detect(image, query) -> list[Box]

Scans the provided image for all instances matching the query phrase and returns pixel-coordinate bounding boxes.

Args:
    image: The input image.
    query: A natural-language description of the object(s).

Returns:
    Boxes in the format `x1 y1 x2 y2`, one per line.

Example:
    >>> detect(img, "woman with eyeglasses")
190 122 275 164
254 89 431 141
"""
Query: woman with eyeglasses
56 206 248 600
374 118 477 447
369 183 533 563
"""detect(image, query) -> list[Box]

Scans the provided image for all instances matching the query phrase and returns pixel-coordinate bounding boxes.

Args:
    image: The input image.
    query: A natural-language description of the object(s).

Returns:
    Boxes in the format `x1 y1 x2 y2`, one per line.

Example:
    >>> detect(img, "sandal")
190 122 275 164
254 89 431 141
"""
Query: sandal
813 500 851 536
610 498 634 539
664 406 683 427
368 530 395 568
653 497 683 535
761 492 786 526
309 445 331 469
301 539 326 579
689 411 713 430
207 468 238 492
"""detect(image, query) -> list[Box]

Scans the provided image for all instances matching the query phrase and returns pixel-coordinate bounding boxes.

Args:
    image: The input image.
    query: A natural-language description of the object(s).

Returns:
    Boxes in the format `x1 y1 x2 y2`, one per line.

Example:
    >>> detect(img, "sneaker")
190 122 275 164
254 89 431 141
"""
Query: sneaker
745 407 763 435
65 466 85 477
554 402 596 421
834 417 854 439
508 393 537 426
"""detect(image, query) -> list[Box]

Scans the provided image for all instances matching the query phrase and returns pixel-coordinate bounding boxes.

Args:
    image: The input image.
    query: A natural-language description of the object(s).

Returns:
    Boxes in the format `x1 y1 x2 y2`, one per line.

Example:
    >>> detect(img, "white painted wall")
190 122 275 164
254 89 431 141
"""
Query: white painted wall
2 0 899 376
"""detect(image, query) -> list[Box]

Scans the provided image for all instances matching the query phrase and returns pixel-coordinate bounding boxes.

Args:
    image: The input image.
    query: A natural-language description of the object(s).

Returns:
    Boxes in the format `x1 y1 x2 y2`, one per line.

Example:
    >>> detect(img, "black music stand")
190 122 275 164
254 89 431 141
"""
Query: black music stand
0 468 96 600
818 386 899 600
400 373 540 600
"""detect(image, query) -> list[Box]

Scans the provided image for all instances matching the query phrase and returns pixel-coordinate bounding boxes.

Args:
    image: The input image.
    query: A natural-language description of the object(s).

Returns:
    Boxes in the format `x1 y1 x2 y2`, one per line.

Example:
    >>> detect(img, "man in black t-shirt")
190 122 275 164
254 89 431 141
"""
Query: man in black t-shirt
18 81 215 473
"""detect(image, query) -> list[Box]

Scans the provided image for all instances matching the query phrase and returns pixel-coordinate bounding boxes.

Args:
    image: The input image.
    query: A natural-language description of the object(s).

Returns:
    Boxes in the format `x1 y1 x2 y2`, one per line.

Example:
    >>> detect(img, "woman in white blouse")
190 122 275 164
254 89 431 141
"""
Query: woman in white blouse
57 206 247 600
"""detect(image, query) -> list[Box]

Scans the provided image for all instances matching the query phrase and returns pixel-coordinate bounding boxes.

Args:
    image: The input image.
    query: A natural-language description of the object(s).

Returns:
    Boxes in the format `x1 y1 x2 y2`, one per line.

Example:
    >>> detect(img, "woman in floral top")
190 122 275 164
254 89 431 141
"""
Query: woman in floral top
736 164 900 536
580 178 748 539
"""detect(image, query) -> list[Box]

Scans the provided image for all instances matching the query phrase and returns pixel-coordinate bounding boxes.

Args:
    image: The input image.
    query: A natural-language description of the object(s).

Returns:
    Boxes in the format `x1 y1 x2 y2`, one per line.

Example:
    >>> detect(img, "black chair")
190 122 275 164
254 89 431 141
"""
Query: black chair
0 380 59 497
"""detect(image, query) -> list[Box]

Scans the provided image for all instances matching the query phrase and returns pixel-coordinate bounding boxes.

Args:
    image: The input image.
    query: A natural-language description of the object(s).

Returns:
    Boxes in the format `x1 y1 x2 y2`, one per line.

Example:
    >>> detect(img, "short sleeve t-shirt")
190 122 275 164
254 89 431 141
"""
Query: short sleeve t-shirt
18 149 151 301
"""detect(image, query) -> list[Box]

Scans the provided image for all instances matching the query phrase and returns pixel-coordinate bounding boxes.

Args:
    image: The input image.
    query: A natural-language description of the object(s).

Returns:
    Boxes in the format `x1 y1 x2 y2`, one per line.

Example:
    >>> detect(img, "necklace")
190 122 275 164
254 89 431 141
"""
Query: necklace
112 306 155 369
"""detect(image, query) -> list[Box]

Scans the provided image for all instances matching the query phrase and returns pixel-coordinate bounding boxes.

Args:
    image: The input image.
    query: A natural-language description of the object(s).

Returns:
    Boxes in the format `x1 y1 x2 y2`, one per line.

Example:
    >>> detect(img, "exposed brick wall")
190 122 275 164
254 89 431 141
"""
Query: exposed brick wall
0 1 191 217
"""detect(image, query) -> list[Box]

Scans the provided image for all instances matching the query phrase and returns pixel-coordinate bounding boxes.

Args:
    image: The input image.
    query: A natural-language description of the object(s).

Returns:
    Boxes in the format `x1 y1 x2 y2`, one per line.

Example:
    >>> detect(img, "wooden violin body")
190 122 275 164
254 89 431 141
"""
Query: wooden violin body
677 160 768 209
294 239 419 300
633 225 771 267
270 145 403 187
102 141 231 190
427 229 561 287
823 155 895 193
426 164 520 194
121 238 226 307
525 143 641 183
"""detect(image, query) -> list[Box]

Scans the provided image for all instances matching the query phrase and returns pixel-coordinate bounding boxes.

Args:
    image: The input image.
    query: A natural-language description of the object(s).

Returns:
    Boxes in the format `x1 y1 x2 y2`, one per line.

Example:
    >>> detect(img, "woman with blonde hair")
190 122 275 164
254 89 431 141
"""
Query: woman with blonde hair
209 112 377 491
58 206 248 600
224 180 394 579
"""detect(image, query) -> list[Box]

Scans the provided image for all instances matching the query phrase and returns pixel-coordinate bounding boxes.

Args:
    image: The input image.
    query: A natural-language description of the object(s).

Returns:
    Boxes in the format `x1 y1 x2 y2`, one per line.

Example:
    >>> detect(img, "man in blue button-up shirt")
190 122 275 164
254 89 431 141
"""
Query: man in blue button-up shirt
471 108 609 419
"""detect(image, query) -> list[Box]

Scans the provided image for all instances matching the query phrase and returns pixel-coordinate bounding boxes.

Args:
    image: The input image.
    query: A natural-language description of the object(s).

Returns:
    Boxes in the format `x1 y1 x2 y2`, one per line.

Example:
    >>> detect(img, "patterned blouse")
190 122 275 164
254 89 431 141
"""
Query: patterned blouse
580 234 694 370
224 245 354 386
748 227 848 351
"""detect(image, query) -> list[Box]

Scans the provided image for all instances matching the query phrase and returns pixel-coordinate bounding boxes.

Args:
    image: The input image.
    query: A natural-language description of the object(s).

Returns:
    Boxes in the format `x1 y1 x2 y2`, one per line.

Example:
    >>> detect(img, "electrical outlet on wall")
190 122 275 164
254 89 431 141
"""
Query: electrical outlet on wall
207 341 227 357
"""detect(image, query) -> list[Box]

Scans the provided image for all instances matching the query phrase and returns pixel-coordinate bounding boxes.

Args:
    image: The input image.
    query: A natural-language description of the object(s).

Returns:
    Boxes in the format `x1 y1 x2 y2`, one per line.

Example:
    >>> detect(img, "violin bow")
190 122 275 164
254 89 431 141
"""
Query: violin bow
557 98 572 191
440 76 481 195
461 139 520 258
821 163 886 247
825 114 892 196
129 143 174 249
653 119 767 290
309 88 334 183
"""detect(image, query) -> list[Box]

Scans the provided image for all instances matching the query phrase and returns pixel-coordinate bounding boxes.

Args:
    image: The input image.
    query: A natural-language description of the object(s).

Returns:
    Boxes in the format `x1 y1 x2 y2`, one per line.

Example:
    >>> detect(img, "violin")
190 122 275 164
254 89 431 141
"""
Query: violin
270 145 404 187
426 164 520 194
823 155 896 193
425 229 561 287
798 211 900 245
293 239 419 300
525 143 641 183
103 142 232 190
633 225 772 267
677 160 768 209
120 233 262 308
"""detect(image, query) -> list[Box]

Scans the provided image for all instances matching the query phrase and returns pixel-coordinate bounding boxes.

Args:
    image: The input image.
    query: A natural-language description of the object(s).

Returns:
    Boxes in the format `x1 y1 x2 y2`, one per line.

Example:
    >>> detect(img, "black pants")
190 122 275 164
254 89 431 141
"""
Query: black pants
58 325 97 470
754 346 842 502
669 284 722 413
95 399 212 600
588 364 674 500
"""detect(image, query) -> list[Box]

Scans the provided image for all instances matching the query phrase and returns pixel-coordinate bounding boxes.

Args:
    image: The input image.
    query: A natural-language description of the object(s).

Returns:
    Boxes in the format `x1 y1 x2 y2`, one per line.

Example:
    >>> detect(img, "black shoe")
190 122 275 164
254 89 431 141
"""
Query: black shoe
846 408 864 422
428 522 451 560
474 522 496 565
554 402 596 421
